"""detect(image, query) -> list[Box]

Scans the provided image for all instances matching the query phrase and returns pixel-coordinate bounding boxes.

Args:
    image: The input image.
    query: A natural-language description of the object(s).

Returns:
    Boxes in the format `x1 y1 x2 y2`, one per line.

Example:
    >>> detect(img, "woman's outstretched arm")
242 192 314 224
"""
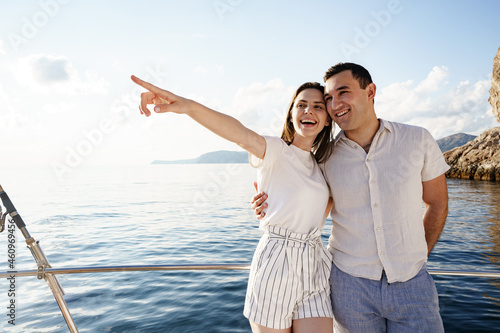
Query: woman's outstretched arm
131 75 266 159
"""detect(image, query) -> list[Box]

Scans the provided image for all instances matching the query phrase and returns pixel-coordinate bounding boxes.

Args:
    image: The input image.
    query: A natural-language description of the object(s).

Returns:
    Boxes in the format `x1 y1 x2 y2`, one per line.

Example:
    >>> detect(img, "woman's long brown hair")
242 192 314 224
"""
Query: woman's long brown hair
281 82 334 163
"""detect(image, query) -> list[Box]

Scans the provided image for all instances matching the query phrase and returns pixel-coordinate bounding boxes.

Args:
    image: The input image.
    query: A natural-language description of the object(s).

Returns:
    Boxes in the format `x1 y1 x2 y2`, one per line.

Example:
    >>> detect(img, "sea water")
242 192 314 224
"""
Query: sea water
0 165 499 332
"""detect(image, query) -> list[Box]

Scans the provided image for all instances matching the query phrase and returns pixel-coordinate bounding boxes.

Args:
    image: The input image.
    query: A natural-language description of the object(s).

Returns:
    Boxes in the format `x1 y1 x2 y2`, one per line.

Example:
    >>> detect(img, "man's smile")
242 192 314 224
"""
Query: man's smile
335 109 350 118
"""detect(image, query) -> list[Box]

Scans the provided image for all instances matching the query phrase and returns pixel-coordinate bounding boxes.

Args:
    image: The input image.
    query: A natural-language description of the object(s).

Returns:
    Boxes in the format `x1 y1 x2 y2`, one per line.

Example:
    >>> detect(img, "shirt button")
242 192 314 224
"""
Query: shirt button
370 180 375 184
376 227 381 232
373 203 378 208
380 251 385 256
366 158 371 162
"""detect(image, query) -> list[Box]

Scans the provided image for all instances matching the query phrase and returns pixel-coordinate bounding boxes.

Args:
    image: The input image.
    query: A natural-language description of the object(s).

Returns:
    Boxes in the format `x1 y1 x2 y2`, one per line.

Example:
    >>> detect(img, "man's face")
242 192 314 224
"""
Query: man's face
324 70 375 133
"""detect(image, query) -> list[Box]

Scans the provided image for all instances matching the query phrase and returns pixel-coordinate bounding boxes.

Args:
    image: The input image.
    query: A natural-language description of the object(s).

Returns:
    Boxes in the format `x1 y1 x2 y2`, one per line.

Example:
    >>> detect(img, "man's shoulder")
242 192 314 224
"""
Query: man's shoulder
382 119 431 137
383 119 424 131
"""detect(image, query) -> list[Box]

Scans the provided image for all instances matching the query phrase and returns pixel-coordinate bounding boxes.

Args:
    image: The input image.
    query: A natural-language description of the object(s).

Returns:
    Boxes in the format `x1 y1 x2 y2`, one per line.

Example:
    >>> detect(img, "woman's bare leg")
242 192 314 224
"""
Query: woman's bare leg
250 321 292 333
292 317 334 333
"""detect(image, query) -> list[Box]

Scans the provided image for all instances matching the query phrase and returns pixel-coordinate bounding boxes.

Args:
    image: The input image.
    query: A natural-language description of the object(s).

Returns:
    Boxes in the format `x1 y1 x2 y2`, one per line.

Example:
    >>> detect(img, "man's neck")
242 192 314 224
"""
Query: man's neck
345 118 380 150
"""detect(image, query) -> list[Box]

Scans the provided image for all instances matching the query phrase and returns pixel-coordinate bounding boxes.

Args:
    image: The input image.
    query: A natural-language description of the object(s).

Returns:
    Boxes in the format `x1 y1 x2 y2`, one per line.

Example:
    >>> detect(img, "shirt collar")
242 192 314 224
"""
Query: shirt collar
379 119 393 134
335 118 392 145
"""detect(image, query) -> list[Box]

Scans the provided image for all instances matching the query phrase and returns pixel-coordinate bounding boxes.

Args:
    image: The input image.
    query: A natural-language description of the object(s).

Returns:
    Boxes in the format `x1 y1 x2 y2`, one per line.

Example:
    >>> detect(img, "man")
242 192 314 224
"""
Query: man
252 63 449 332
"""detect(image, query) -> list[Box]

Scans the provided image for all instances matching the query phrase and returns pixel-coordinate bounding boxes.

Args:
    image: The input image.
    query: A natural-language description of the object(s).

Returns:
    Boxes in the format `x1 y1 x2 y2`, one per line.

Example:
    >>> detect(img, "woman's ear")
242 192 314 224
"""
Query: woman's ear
326 114 332 127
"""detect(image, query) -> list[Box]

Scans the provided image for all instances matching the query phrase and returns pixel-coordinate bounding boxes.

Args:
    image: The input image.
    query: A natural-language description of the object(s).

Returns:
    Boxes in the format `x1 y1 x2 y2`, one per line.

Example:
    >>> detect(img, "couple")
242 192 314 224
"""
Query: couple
132 62 449 333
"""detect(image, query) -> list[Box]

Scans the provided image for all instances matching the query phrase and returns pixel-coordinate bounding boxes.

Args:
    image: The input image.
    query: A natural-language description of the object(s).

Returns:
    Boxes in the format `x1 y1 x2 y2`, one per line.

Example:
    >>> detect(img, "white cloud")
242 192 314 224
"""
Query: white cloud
43 102 77 114
194 65 208 74
14 54 110 94
192 64 225 75
0 82 29 130
215 64 225 74
415 66 449 94
32 55 72 82
376 67 497 139
226 78 296 136
0 39 5 55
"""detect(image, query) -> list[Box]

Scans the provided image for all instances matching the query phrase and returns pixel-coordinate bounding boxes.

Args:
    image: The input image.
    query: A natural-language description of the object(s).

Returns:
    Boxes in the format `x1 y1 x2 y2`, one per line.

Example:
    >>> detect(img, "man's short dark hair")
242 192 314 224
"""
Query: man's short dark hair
323 63 373 89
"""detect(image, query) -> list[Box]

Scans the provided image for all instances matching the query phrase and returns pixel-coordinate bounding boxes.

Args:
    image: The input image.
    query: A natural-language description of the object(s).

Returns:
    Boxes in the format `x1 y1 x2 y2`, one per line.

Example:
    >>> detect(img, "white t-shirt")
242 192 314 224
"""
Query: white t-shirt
250 136 330 234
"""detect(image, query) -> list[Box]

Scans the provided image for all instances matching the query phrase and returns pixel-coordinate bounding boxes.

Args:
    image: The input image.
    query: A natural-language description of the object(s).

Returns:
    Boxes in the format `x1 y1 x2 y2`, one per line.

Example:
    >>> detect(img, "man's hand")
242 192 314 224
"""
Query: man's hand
251 182 268 220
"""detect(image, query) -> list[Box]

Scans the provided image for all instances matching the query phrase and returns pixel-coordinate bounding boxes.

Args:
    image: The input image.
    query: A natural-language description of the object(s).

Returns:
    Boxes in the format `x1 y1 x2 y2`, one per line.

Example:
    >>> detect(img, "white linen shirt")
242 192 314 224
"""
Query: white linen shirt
251 136 330 234
322 119 450 283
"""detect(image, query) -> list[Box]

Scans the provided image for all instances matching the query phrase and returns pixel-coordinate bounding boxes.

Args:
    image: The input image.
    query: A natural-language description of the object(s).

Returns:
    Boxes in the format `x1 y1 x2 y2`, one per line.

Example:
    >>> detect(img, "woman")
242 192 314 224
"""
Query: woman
131 75 334 333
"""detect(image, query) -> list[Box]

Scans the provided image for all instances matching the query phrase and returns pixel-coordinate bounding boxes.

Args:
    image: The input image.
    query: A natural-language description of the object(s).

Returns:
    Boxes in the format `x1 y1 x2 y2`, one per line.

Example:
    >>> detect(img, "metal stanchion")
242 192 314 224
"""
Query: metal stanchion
0 185 79 333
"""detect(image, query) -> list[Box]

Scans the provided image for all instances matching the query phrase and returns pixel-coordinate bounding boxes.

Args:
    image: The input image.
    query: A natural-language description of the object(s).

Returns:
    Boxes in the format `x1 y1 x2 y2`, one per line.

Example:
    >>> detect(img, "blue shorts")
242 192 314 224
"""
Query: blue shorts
330 263 444 333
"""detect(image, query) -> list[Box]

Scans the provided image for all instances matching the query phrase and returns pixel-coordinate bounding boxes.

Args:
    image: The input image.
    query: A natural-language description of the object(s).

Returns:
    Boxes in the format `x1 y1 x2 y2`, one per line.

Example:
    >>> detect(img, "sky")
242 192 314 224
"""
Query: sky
0 0 499 176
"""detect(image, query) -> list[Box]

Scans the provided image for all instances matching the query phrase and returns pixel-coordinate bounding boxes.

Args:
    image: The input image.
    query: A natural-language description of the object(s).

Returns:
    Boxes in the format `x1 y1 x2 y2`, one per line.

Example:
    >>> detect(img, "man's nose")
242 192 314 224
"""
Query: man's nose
329 97 341 111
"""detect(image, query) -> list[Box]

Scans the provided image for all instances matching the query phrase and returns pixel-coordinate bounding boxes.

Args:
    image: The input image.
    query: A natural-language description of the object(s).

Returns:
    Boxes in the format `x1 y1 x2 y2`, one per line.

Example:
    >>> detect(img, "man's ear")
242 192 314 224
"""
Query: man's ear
366 82 376 102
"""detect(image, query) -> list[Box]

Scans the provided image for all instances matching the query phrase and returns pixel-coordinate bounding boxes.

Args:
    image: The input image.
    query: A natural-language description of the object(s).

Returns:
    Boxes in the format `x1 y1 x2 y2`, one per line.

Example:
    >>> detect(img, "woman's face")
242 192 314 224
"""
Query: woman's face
291 88 330 142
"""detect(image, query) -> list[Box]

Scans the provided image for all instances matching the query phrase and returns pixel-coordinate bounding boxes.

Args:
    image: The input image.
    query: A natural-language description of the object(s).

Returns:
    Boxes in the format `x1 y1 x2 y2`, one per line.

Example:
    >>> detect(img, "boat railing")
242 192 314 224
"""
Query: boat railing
2 264 500 278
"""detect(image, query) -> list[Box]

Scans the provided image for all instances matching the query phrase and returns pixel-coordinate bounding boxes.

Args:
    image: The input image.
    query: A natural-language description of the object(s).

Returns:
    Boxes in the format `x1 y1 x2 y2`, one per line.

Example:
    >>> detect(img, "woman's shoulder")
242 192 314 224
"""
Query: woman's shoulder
262 136 290 153
262 135 286 145
251 136 287 169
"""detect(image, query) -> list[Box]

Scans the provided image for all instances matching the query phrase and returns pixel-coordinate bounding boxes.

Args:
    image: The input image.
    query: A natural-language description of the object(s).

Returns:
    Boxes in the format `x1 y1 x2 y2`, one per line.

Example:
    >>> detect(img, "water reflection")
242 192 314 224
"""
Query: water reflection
447 178 500 268
483 181 500 267
438 178 500 332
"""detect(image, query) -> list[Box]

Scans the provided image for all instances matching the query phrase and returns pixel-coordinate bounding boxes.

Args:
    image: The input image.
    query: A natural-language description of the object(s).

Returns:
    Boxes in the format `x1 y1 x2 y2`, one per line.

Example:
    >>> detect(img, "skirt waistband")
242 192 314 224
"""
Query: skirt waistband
265 225 322 246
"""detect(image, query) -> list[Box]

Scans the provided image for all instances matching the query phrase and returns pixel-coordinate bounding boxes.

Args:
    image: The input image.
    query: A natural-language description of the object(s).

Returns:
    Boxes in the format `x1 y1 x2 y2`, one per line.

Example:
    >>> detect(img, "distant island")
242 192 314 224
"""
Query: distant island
436 133 476 152
151 133 476 165
152 150 248 164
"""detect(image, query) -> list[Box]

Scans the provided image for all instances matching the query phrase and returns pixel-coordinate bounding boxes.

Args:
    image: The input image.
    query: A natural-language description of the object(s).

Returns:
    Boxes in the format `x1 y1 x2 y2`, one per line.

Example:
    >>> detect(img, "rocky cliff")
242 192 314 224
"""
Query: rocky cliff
444 47 500 182
490 47 500 123
444 127 500 181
